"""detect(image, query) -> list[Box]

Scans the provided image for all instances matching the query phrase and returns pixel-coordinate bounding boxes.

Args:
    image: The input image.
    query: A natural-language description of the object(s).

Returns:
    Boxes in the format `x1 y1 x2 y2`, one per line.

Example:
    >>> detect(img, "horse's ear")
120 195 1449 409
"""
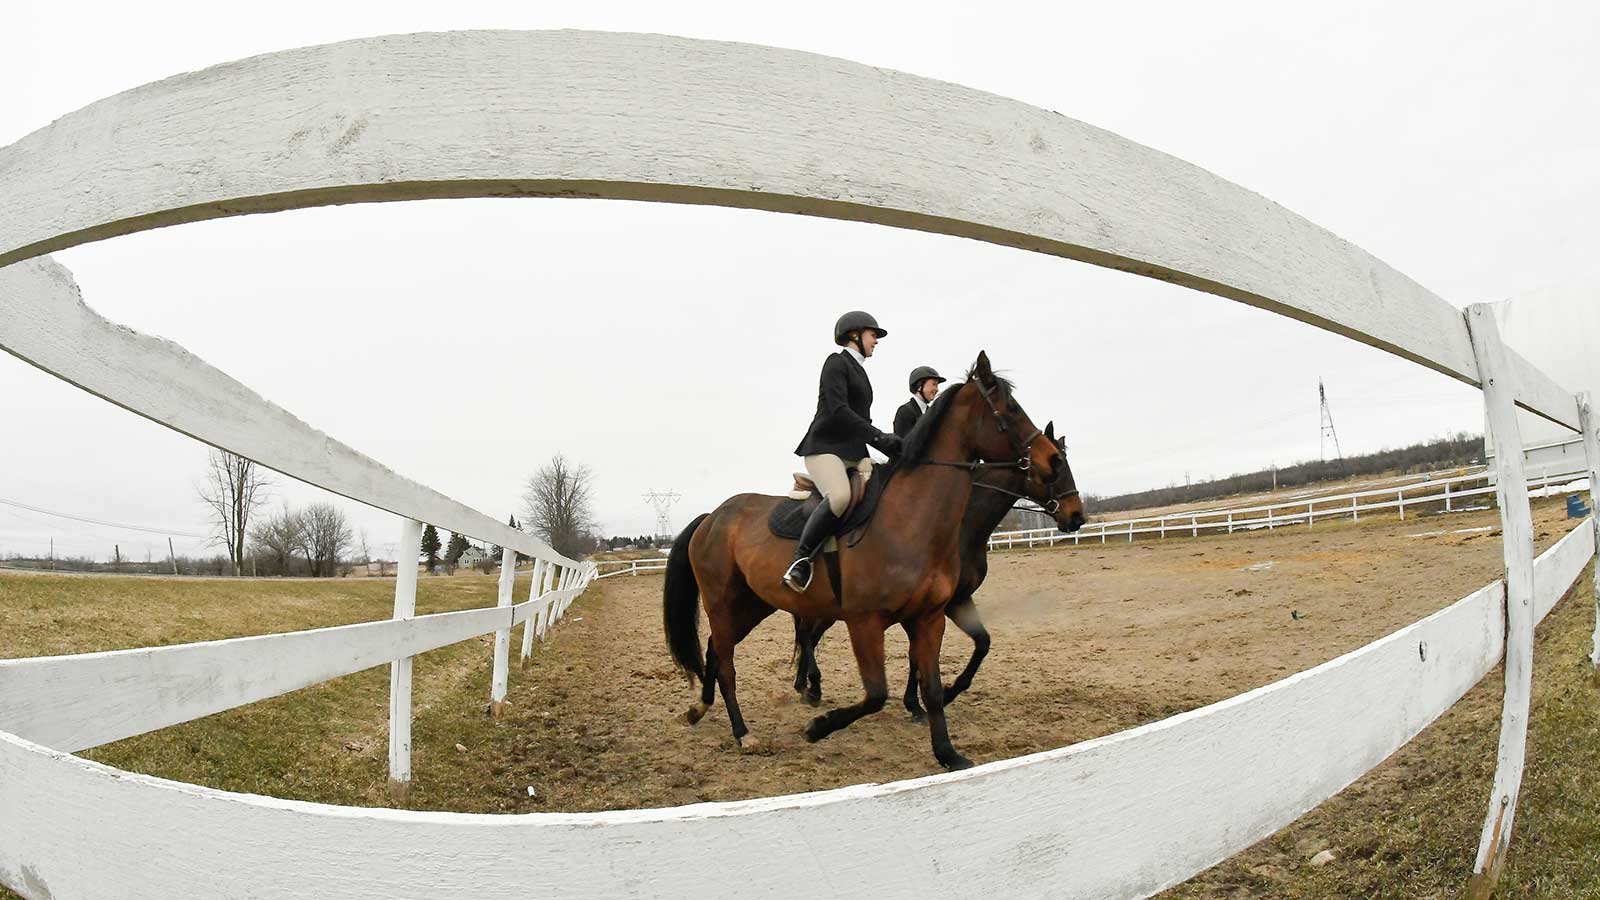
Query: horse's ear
1045 420 1056 440
973 350 993 383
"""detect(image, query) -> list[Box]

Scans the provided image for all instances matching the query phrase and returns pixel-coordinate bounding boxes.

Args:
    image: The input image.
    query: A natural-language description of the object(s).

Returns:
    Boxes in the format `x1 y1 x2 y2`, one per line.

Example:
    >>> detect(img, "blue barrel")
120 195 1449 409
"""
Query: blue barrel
1567 493 1590 518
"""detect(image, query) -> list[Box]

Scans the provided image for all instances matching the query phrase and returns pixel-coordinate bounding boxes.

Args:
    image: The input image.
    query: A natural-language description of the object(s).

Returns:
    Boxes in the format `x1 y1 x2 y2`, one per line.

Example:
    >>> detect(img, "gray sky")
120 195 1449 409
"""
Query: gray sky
4 1 1597 562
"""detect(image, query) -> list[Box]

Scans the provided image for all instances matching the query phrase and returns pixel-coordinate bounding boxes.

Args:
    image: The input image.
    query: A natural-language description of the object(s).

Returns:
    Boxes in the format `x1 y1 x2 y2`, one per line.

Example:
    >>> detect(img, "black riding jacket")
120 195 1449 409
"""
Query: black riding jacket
794 349 886 459
893 396 924 438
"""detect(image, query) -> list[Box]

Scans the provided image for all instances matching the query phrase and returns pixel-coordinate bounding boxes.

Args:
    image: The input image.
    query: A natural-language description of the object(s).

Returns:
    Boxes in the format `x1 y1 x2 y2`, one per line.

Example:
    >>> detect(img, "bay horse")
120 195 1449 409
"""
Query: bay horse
790 426 1079 715
662 352 1084 770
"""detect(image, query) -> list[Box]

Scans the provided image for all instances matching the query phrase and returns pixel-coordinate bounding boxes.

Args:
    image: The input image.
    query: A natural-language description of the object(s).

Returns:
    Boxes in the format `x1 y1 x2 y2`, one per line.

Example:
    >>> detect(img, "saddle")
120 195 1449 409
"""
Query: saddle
767 464 894 548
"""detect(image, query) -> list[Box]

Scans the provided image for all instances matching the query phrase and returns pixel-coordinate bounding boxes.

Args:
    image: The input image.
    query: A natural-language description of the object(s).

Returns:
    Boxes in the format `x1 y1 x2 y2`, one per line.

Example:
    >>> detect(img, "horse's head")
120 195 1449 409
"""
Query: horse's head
963 352 1084 532
1031 422 1085 533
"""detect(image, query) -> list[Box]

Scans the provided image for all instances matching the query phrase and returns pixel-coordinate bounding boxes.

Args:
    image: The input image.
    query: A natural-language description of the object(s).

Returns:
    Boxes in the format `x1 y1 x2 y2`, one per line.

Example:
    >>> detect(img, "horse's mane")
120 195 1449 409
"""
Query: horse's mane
897 361 1015 470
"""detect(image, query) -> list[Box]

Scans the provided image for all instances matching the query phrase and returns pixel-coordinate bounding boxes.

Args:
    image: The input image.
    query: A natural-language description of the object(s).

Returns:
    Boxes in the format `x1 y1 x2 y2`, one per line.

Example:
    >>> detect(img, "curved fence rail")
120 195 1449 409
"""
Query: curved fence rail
2 29 1598 900
992 463 1590 549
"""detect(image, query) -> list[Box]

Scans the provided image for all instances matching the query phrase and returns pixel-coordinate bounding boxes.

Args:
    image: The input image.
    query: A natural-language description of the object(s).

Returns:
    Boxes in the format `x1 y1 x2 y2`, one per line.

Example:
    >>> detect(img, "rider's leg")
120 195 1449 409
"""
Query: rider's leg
783 454 853 592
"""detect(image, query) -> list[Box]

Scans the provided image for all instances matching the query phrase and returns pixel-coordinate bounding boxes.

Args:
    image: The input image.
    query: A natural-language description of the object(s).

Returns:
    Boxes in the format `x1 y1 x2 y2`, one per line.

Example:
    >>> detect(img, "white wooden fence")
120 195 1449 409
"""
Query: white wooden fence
595 557 670 579
2 30 1598 900
991 462 1590 549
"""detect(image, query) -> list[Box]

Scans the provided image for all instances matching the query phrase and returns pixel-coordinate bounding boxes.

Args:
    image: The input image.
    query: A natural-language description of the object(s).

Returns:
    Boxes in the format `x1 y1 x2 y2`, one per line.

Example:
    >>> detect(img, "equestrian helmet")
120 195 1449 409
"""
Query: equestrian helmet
834 310 887 345
908 366 946 393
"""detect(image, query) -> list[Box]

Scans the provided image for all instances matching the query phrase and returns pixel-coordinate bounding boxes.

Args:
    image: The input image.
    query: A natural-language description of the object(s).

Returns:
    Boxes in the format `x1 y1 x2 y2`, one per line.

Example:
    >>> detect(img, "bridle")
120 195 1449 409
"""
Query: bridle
924 380 1080 514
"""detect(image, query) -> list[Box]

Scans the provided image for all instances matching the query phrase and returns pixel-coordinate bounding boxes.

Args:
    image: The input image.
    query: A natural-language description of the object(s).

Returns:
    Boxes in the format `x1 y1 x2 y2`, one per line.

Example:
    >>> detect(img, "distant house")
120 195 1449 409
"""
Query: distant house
457 545 488 569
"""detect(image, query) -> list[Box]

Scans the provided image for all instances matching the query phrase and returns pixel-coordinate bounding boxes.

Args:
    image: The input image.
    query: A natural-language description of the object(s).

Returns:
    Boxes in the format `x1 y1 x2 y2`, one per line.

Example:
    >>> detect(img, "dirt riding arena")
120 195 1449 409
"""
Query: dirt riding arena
507 499 1578 811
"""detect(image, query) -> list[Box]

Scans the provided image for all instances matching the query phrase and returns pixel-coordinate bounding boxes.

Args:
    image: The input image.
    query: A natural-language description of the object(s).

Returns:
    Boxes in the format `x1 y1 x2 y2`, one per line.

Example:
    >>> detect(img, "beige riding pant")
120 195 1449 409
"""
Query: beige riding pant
803 454 873 516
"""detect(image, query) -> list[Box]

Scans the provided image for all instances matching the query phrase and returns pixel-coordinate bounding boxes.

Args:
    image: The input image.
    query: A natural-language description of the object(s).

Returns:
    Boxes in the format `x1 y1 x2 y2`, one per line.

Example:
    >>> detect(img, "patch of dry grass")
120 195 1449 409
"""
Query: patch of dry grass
1163 569 1600 898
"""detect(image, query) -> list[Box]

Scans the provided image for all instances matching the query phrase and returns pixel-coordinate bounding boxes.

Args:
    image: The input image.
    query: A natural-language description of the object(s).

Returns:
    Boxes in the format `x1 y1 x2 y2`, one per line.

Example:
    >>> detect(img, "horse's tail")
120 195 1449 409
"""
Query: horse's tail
663 512 711 683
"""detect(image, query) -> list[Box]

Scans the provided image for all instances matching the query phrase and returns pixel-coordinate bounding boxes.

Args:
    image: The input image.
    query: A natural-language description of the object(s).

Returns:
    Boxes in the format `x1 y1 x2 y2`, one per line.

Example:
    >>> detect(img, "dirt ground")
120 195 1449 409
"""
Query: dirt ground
488 499 1580 811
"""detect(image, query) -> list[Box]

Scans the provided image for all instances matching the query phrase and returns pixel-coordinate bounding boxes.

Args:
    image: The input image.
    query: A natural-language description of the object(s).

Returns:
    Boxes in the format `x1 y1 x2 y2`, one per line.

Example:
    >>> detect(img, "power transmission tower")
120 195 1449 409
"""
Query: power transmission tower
1319 379 1345 472
642 490 681 540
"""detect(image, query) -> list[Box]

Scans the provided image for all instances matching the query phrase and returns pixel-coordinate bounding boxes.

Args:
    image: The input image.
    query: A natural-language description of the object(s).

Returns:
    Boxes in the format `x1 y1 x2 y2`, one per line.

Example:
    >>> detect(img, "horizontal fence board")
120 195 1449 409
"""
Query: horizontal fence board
992 467 1585 547
0 29 1576 425
1533 514 1593 624
0 604 513 752
2 521 1588 900
0 260 577 568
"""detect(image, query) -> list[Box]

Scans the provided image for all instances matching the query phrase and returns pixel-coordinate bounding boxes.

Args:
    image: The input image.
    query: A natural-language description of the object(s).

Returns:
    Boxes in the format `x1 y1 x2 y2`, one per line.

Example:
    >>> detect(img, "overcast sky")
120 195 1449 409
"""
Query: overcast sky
3 1 1597 562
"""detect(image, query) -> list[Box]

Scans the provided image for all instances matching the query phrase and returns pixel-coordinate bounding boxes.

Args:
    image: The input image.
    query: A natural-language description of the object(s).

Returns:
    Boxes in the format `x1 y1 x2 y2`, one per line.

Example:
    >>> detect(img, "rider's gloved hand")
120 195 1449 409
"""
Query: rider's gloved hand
872 432 904 458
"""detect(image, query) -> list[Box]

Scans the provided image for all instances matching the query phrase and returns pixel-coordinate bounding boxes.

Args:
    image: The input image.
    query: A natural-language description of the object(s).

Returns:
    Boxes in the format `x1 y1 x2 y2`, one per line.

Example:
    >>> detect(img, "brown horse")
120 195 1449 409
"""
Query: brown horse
790 426 1079 713
663 352 1084 770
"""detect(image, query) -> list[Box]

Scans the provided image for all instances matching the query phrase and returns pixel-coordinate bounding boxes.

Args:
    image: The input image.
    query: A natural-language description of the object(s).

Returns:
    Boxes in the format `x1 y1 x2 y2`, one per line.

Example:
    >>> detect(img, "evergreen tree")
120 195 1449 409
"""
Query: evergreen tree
420 524 442 573
445 532 469 565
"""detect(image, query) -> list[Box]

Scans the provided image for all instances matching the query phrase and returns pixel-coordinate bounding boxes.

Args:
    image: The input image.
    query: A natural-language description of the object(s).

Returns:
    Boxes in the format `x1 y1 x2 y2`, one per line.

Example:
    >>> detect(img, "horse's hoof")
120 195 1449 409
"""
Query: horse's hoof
804 718 830 743
804 691 823 707
908 710 927 723
737 734 763 753
940 753 974 771
683 702 708 726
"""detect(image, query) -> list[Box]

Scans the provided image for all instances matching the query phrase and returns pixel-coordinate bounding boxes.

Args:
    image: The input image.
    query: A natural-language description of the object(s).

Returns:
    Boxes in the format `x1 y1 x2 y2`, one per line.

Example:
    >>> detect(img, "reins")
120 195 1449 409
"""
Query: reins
916 379 1077 514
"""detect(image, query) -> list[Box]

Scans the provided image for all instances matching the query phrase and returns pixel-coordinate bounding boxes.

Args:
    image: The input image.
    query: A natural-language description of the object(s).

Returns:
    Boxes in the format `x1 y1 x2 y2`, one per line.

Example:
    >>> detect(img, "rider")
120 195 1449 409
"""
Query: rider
894 366 946 437
784 311 904 592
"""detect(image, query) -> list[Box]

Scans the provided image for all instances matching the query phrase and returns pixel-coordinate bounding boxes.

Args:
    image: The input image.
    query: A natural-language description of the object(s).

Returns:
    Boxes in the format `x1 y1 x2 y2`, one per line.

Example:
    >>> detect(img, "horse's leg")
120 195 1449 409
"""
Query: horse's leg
907 609 971 770
792 617 828 705
791 618 810 696
710 590 775 751
684 644 717 725
902 621 925 721
803 614 889 743
941 595 989 707
803 619 829 706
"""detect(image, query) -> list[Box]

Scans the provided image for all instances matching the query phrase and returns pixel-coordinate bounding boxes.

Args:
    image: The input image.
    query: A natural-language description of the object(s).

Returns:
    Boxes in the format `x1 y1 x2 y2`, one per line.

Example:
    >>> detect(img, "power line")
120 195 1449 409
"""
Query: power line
0 496 208 538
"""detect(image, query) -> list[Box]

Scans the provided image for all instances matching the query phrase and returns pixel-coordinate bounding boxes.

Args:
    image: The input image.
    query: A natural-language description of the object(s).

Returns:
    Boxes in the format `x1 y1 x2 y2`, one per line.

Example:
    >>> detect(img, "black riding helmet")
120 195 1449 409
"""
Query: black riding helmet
834 310 887 346
908 365 946 393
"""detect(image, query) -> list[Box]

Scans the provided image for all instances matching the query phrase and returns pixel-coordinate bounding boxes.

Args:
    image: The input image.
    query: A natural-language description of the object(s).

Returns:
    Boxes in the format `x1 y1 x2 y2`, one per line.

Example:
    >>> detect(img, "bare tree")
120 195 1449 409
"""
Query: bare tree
522 453 599 559
198 449 272 576
249 505 304 576
298 502 353 577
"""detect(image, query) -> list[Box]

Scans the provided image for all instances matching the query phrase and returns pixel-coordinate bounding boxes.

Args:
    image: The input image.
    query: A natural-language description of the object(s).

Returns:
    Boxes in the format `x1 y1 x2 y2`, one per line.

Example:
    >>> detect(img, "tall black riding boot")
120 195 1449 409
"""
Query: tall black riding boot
782 501 839 593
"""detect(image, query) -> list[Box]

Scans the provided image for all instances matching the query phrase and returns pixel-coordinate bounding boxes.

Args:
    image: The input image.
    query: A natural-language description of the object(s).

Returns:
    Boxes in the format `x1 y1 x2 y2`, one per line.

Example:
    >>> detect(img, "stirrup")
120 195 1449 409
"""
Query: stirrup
783 557 814 593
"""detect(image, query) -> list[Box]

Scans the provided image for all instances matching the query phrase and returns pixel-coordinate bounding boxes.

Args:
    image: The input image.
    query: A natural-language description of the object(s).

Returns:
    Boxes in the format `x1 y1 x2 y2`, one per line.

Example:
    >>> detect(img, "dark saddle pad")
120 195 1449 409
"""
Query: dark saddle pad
768 464 895 545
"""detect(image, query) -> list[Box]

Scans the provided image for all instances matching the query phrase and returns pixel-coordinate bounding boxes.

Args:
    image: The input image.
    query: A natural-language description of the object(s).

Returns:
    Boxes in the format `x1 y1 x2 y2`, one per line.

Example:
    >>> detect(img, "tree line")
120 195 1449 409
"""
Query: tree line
1081 432 1484 515
193 448 604 577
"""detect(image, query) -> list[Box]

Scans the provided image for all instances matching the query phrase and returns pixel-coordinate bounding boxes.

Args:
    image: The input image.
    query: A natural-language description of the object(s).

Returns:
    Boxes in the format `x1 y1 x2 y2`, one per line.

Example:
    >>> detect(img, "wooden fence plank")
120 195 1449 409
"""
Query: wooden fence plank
490 547 516 717
0 260 580 569
0 604 514 753
0 30 1579 428
388 518 423 797
1464 304 1537 897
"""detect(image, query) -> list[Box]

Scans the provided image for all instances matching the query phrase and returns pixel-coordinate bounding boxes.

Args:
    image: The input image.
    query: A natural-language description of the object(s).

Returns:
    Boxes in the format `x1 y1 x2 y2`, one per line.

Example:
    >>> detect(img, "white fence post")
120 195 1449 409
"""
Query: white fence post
1352 496 1359 522
1226 512 1233 534
1446 480 1453 512
540 565 561 637
1159 516 1166 539
388 518 423 801
1266 507 1274 530
1578 392 1600 676
1398 488 1406 521
519 558 546 666
489 546 516 717
1465 304 1538 898
1308 501 1315 528
1190 516 1197 537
